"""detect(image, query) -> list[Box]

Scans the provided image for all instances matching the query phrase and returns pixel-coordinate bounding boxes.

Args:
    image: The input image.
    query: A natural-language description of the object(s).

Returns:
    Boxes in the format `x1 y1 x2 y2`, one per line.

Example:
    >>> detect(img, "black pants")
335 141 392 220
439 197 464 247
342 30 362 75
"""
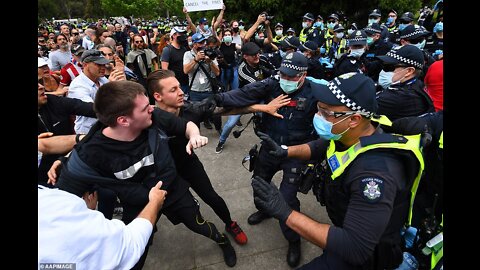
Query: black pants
253 145 309 242
131 190 225 270
178 154 232 225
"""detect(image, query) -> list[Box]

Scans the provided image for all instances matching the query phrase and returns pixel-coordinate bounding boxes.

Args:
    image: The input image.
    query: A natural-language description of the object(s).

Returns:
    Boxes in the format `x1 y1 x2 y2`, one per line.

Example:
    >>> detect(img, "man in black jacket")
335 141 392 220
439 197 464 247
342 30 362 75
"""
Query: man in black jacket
37 79 95 185
55 81 236 269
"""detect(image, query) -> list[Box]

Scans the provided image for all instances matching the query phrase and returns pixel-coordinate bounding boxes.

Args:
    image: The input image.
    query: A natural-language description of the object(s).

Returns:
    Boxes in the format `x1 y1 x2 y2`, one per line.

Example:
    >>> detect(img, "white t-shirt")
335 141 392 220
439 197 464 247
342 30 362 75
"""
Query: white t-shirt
38 185 153 270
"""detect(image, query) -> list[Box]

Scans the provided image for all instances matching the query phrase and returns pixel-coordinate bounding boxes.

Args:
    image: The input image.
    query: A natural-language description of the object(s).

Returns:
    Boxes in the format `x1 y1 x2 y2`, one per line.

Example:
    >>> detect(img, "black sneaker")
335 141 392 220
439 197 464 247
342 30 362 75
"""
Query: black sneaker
204 120 213 129
215 141 225 154
247 210 271 225
218 233 237 267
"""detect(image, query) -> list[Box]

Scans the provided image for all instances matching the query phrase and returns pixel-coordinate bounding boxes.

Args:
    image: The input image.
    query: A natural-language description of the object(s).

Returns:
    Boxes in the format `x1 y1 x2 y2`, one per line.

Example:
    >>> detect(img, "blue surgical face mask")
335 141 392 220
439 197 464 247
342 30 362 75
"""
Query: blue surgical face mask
366 36 374 46
302 22 309 29
314 21 324 30
279 50 287 58
203 24 209 30
188 41 193 47
349 48 365 58
399 23 408 31
238 25 244 30
335 32 344 39
386 17 394 26
413 39 426 50
275 30 283 36
279 77 301 94
368 18 378 25
327 22 335 29
347 29 355 36
313 113 351 140
433 22 443 33
223 36 233 43
378 70 394 89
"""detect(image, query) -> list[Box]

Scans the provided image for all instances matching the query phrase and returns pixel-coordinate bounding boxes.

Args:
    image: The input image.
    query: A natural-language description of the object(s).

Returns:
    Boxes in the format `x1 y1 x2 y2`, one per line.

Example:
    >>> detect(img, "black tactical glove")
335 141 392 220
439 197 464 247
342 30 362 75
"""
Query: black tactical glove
257 131 288 159
186 96 217 118
251 176 292 222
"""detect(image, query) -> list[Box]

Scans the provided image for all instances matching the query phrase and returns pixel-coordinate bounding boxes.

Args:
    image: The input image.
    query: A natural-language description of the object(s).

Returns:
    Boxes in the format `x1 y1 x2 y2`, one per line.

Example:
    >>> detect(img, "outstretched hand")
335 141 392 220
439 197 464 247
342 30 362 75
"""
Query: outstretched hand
262 94 291 118
251 176 292 222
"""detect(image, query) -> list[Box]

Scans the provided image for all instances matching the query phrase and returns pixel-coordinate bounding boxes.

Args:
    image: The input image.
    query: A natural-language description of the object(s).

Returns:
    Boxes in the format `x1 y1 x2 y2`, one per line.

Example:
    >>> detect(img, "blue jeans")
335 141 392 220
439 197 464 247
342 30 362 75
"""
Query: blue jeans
219 114 241 144
220 66 239 91
180 84 190 97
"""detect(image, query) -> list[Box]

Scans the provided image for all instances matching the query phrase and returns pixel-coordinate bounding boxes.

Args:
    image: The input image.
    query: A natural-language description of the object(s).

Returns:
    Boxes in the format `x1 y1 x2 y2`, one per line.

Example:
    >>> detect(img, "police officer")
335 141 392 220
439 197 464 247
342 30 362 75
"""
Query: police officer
367 9 389 41
324 13 339 42
383 9 398 34
325 24 347 62
299 41 325 79
272 22 286 45
299 12 323 46
363 23 393 81
210 52 319 267
391 111 443 270
251 72 425 269
376 44 435 121
398 24 435 77
333 30 367 77
286 27 296 37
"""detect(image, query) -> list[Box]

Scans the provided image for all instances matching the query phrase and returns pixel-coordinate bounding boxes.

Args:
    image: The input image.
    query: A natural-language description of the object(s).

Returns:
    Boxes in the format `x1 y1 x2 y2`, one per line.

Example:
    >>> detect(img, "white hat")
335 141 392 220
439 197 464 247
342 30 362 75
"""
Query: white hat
38 57 48 68
170 26 186 36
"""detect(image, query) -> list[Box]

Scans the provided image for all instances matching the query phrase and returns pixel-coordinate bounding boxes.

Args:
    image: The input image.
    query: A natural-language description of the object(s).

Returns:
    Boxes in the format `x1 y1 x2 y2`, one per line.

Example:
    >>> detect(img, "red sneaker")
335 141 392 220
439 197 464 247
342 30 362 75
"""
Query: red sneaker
226 221 248 245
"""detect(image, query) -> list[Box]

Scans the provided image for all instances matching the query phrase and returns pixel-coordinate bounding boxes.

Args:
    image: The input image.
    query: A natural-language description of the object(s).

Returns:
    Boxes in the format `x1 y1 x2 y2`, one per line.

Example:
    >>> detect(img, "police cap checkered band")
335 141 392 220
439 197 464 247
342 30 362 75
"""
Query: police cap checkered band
400 28 427 39
327 79 370 114
281 62 308 72
364 26 381 34
385 50 423 69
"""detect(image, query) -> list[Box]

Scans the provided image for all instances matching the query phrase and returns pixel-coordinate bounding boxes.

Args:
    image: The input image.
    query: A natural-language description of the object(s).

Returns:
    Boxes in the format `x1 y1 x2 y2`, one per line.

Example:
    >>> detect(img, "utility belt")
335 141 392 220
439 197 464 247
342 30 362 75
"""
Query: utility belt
292 160 328 200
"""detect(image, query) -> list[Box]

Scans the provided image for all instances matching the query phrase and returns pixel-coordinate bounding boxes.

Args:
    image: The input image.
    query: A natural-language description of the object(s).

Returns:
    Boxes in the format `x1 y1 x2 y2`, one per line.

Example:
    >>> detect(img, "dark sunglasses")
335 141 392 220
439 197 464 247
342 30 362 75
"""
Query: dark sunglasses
134 40 144 44
71 33 79 35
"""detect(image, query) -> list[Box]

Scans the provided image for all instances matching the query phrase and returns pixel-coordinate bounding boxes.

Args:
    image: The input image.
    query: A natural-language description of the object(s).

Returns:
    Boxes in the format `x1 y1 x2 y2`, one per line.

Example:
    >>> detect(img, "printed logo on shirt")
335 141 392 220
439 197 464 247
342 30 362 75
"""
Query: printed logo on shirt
360 178 384 203
113 154 154 180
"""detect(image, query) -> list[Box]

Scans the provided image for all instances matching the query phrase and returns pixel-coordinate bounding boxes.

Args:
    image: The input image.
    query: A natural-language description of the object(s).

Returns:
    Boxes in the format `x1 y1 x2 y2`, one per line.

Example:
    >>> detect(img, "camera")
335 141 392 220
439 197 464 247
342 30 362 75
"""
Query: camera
261 12 274 21
203 48 218 60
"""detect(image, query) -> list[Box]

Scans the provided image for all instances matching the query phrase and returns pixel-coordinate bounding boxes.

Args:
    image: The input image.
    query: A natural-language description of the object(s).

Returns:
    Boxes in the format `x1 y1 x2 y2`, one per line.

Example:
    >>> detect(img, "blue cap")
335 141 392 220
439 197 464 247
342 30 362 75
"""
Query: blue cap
312 72 377 114
279 52 308 77
191 33 206 43
199 18 208 24
376 45 424 69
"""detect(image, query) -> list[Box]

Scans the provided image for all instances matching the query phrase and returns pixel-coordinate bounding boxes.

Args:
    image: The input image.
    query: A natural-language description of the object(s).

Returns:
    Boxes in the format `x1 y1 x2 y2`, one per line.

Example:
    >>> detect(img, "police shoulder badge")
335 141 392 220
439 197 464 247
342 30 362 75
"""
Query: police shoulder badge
360 178 383 203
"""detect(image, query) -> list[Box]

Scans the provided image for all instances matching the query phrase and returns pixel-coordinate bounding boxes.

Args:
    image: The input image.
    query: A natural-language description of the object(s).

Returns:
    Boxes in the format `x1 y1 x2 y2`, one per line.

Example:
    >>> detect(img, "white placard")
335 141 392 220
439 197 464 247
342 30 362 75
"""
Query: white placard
184 0 223 12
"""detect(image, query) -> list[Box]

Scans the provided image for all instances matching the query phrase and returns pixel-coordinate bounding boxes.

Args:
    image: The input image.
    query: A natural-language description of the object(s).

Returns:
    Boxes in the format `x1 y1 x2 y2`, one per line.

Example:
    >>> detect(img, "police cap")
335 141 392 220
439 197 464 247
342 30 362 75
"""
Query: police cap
376 44 424 69
279 52 308 77
311 72 378 115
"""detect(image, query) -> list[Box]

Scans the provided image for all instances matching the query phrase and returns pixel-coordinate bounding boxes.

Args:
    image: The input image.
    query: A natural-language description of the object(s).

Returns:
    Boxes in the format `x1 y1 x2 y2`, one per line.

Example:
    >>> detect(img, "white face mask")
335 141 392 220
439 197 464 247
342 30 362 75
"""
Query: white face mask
368 18 379 25
347 29 355 36
275 30 283 36
378 68 408 89
302 22 309 29
335 32 344 39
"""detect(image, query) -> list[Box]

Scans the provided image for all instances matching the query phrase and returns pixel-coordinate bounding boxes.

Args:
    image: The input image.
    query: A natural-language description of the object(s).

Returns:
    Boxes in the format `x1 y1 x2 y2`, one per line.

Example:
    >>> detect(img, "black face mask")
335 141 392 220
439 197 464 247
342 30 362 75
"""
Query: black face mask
232 27 239 33
177 34 187 43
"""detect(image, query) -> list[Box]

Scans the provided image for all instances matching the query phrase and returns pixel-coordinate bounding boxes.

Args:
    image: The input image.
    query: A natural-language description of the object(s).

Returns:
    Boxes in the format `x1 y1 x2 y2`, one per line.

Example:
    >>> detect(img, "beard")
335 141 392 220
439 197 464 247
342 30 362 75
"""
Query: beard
60 43 69 51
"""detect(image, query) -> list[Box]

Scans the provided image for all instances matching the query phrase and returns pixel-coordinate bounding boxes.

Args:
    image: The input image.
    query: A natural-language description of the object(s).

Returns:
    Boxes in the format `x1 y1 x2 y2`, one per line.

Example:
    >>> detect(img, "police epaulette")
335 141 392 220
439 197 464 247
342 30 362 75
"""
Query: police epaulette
359 133 408 147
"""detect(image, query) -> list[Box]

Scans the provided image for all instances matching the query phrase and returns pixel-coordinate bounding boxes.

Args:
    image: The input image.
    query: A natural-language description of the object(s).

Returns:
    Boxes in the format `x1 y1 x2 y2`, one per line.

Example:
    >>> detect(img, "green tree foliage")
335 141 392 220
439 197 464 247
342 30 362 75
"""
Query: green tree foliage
39 0 440 25
100 0 160 17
